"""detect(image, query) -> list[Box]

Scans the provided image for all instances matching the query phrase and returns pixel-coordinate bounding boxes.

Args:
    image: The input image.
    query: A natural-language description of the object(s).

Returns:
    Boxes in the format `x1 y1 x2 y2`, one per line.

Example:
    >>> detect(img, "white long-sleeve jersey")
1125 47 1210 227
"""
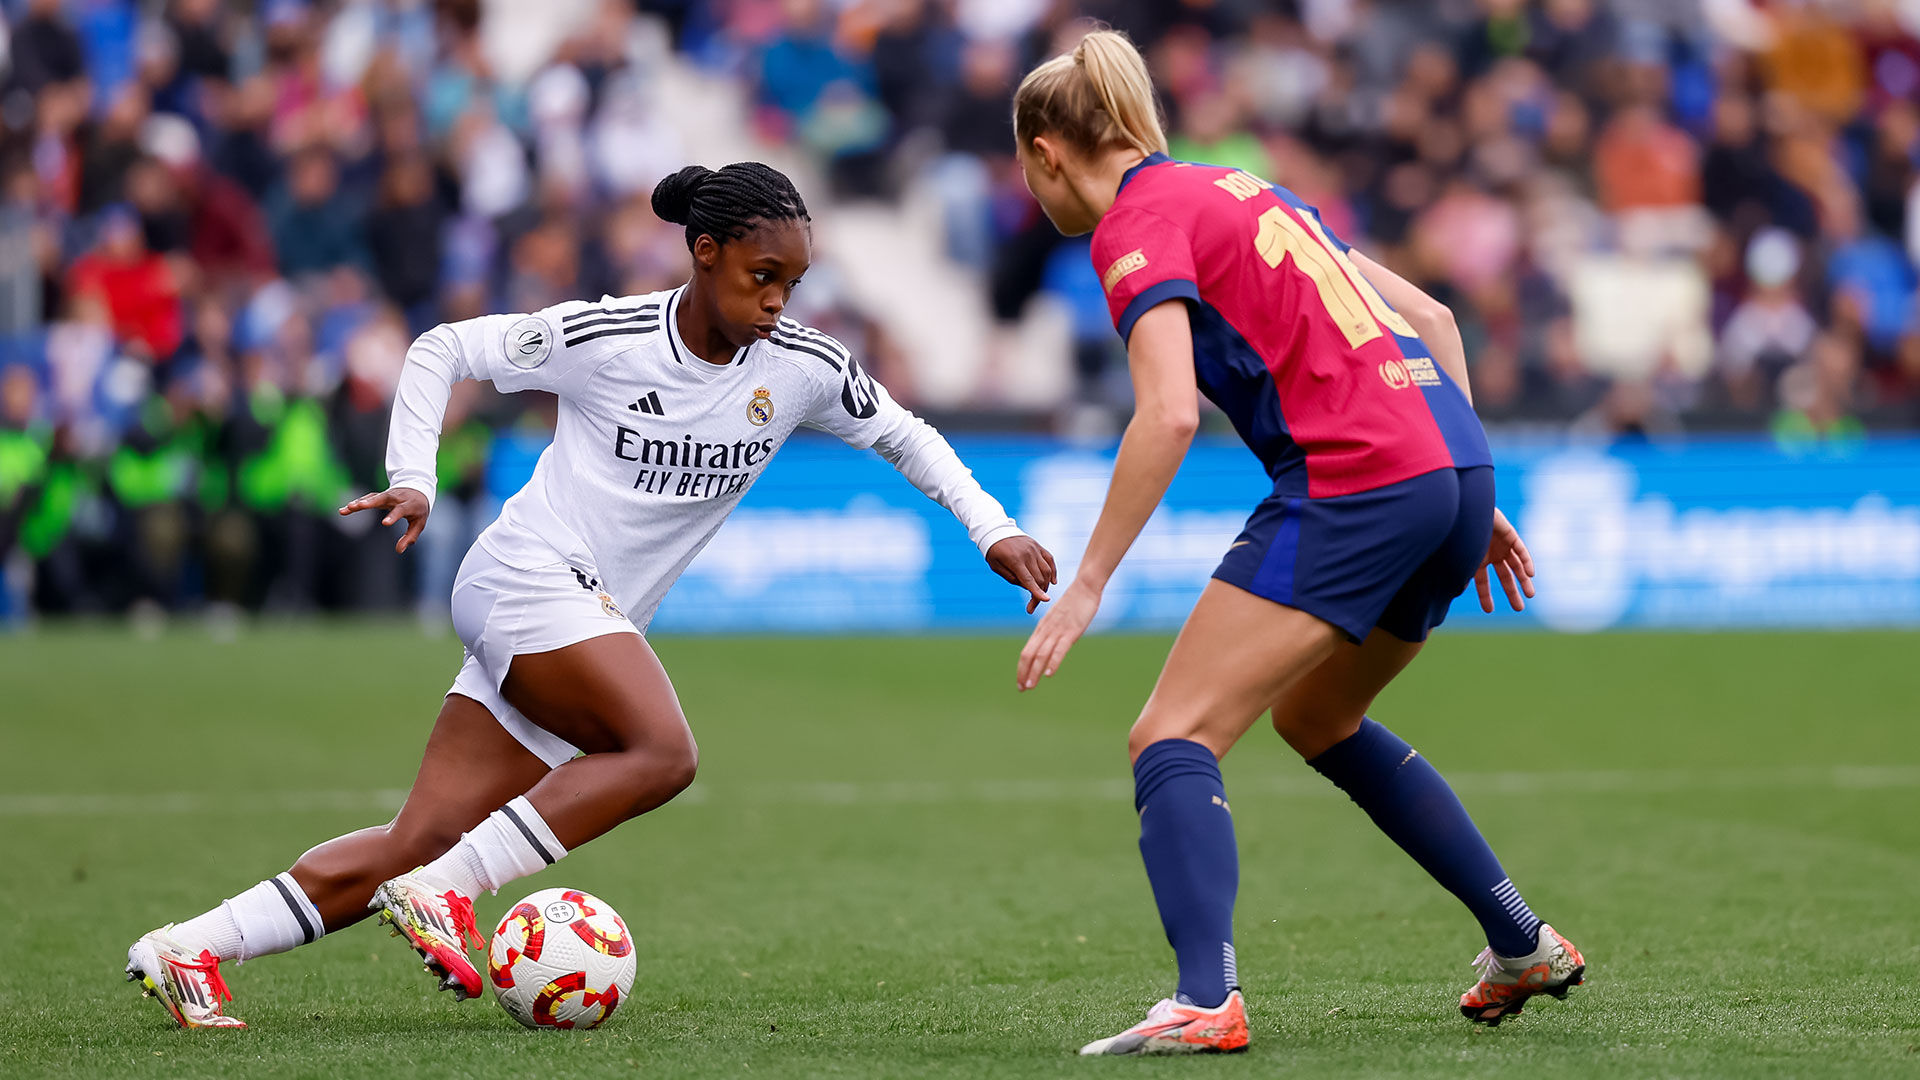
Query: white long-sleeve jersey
386 285 1026 631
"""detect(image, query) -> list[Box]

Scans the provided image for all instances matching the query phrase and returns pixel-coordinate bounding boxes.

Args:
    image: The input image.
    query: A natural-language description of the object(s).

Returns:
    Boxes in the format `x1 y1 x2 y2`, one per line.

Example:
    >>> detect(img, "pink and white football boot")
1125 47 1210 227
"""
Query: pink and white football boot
1078 990 1251 1055
369 871 485 1000
125 927 246 1029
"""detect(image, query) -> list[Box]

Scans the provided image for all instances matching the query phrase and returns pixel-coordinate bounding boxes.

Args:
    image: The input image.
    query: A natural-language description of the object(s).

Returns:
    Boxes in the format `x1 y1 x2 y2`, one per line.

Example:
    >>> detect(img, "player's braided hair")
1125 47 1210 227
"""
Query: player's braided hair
650 162 810 252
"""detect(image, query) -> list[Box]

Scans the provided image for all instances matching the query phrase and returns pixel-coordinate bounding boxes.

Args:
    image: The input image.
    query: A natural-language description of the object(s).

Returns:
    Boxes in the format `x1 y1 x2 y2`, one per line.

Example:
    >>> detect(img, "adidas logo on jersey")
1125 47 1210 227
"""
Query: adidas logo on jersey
627 391 665 416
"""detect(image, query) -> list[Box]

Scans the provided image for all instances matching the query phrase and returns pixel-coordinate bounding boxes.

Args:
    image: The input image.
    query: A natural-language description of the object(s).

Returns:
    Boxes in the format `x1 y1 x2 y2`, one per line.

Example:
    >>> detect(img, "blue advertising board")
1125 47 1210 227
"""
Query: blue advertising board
1463 439 1920 632
489 433 1920 633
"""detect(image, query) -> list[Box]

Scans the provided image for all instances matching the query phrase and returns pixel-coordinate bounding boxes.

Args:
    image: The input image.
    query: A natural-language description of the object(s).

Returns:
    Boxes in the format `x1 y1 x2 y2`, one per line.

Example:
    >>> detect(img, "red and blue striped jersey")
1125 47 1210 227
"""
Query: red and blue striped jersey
1091 153 1492 498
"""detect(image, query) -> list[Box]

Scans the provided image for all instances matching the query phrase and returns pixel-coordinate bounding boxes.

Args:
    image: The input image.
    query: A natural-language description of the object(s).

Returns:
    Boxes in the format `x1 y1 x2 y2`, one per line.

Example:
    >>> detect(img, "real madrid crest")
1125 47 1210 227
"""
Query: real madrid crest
598 591 624 620
747 386 774 427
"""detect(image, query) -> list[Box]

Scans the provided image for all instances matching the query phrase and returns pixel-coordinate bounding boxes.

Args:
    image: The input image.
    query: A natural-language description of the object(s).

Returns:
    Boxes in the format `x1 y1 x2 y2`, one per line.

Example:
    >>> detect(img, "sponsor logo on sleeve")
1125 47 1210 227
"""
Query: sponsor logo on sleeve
505 317 553 369
1102 249 1148 292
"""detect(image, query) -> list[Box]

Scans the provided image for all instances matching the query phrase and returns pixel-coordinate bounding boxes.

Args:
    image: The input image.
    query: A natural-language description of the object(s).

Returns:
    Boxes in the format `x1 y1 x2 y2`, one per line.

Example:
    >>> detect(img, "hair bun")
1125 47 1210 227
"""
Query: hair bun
651 165 714 225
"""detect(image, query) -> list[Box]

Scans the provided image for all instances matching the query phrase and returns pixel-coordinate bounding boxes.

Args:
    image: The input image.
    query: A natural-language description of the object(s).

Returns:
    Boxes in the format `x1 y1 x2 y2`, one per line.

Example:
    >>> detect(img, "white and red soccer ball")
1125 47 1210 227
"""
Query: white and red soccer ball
487 888 635 1030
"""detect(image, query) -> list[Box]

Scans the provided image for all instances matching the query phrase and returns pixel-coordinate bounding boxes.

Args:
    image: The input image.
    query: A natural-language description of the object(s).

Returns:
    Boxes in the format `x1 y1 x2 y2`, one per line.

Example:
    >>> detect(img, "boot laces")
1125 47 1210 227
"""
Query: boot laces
441 890 484 949
1471 947 1505 983
176 949 234 1004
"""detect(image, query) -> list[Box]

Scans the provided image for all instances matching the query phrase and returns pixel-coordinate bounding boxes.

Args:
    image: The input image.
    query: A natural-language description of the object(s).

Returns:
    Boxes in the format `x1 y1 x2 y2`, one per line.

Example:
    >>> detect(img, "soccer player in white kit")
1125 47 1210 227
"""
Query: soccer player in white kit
125 162 1059 1028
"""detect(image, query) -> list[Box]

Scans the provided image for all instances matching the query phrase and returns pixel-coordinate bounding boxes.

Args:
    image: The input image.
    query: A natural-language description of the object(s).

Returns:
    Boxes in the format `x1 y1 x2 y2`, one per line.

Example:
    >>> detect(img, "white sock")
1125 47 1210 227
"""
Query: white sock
173 873 324 963
421 796 566 897
169 907 243 960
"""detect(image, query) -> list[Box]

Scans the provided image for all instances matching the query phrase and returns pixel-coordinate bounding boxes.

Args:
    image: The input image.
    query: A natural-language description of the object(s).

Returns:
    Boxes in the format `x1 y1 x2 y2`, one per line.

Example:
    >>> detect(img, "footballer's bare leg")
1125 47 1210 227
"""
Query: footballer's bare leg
364 633 698 1001
1268 628 1422 758
1126 581 1344 762
127 695 550 1027
499 632 699 848
1276 630 1584 1025
289 693 553 929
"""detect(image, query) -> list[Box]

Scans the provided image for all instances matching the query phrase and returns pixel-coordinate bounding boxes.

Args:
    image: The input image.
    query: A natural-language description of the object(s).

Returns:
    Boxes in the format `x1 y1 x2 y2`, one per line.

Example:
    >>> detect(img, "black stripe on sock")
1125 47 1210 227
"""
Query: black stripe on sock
500 803 556 865
271 875 317 944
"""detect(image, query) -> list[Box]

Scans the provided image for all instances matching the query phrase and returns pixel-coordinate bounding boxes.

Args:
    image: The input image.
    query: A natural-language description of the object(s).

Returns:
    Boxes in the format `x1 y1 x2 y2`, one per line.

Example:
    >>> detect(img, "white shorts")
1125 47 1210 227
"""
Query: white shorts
448 543 639 768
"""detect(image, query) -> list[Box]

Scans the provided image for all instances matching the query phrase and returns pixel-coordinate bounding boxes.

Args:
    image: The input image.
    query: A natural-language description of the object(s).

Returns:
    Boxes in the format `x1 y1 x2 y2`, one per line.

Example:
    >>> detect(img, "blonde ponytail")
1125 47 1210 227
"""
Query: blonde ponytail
1013 27 1168 159
1076 30 1168 155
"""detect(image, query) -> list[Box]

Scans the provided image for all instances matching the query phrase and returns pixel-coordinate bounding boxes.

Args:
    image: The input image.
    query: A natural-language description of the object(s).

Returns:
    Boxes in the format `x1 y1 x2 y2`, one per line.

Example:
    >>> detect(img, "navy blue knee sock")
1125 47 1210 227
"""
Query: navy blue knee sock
1308 718 1541 958
1133 739 1240 1008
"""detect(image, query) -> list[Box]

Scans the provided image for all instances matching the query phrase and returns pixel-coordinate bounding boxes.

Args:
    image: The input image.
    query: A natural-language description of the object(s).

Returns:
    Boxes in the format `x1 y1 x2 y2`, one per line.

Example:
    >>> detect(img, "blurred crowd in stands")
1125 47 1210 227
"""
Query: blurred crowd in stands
3 0 1920 618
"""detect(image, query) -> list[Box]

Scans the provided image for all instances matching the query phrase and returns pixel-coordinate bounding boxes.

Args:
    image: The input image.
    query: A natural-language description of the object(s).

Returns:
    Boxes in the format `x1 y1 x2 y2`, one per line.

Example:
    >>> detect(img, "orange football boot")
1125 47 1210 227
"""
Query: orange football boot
1459 924 1585 1025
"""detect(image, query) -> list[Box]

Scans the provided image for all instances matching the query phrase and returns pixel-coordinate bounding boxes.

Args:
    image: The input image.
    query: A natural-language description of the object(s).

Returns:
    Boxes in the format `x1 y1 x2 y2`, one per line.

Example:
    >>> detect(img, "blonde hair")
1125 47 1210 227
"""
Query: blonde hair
1013 28 1168 159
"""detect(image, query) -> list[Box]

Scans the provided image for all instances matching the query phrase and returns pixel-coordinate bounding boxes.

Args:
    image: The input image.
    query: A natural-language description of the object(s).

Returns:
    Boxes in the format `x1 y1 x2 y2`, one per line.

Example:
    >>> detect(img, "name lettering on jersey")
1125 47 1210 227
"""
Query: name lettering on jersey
613 426 777 500
1102 249 1149 293
505 317 553 369
1212 170 1267 202
747 386 774 427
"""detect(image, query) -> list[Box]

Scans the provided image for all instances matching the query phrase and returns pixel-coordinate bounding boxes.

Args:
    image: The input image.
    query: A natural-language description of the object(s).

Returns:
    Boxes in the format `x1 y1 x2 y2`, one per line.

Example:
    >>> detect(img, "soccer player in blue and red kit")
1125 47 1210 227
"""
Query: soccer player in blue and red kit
1009 30 1586 1055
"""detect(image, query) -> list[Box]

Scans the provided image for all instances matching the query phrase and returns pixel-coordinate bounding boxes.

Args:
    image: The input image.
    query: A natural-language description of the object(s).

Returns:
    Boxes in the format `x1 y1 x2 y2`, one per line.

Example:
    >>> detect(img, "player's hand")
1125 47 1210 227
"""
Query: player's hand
1475 507 1535 613
1017 578 1099 691
986 535 1057 614
338 487 432 554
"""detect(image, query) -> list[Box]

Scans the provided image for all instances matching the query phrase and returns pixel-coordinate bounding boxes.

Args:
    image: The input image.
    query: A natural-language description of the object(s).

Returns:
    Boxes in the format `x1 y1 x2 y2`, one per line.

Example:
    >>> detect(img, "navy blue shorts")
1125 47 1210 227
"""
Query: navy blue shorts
1213 466 1495 643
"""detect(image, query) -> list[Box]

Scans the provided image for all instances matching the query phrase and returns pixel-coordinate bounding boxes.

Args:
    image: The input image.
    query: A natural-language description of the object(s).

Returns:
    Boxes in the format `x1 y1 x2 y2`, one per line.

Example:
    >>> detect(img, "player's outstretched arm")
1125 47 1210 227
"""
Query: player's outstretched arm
1017 300 1198 691
335 323 473 553
341 303 615 554
865 408 1056 612
810 351 1058 611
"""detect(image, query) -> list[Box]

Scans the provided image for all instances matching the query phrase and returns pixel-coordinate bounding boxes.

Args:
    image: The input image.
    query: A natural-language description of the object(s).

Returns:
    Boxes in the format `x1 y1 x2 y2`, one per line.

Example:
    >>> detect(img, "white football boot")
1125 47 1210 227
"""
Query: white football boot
369 871 485 1000
125 927 246 1029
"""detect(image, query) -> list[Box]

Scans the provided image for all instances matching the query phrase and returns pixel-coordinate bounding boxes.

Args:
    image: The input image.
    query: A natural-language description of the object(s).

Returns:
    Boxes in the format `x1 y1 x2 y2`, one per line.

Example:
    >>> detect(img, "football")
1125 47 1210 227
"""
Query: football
487 888 636 1030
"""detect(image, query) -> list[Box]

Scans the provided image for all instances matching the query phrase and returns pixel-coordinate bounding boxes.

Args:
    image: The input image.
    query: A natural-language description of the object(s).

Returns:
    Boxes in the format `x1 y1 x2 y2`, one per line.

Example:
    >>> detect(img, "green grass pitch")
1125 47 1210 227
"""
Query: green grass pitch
1 625 1917 1077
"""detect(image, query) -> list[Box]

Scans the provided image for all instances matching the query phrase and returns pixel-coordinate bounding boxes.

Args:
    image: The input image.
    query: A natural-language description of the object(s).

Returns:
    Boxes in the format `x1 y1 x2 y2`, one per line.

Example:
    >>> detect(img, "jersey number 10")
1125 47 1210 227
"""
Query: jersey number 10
1251 205 1417 349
